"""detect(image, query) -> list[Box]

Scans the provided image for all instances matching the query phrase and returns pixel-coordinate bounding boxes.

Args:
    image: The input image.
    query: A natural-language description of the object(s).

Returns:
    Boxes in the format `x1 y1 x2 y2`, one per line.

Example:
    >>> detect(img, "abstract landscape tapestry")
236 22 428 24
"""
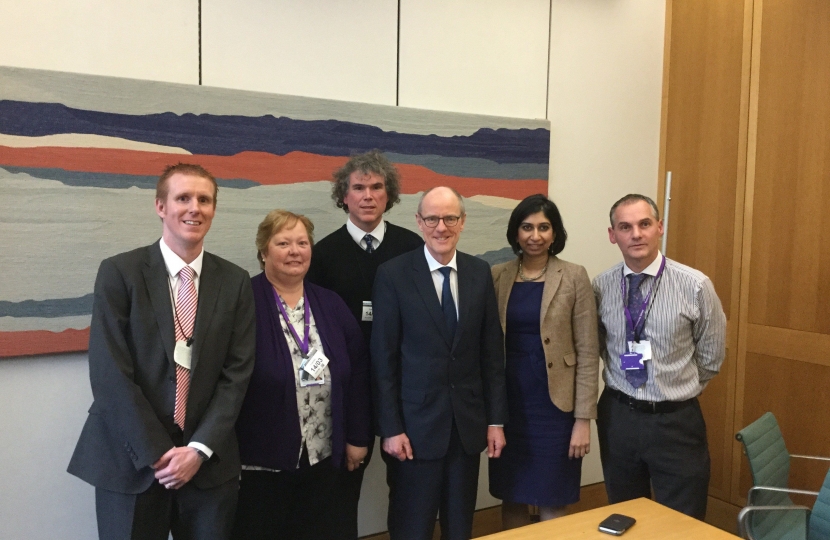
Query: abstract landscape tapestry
0 66 550 357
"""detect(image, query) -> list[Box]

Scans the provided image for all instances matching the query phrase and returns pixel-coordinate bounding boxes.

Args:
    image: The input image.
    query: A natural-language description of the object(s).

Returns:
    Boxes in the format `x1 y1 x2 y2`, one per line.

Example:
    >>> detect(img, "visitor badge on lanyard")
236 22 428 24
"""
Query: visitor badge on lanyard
362 300 373 322
303 347 330 379
620 352 644 371
174 340 192 369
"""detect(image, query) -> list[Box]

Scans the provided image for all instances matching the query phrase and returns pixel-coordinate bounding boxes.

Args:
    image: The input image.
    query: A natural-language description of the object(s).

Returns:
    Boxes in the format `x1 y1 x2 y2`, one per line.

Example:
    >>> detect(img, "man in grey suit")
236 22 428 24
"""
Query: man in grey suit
372 186 507 540
68 163 256 539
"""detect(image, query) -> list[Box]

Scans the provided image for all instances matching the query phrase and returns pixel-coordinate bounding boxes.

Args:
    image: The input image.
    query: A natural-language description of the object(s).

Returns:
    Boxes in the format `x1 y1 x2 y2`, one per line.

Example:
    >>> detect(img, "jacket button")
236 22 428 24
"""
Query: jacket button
451 384 455 389
547 362 553 368
544 337 550 344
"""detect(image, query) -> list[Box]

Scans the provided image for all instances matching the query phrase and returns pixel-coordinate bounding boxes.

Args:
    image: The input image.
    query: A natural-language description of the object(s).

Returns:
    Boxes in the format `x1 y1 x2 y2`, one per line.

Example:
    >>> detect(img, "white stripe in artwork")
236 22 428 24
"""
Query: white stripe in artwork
0 133 191 154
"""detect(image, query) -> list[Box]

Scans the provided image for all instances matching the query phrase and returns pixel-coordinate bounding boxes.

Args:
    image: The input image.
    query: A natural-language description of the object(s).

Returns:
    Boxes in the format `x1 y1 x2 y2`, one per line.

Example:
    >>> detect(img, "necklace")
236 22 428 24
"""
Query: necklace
519 257 549 282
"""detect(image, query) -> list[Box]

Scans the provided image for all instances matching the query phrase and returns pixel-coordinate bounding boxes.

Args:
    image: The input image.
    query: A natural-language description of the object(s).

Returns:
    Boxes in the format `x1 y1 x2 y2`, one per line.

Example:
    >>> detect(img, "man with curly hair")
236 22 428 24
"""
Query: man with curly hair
307 150 422 539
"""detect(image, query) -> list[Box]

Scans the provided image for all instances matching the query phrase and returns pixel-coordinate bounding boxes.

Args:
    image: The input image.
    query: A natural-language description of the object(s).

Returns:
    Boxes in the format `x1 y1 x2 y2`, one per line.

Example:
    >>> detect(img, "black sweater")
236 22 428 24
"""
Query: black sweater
307 222 423 347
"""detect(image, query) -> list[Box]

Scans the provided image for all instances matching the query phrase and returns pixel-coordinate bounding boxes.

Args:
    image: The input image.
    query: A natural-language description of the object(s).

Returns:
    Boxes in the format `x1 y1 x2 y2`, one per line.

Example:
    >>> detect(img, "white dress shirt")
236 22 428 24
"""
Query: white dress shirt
423 246 459 316
346 218 387 251
593 251 727 402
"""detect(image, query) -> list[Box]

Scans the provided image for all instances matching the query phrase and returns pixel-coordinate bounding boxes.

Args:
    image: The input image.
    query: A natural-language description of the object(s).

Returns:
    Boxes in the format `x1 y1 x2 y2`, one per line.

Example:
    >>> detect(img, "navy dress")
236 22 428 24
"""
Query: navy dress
489 282 581 507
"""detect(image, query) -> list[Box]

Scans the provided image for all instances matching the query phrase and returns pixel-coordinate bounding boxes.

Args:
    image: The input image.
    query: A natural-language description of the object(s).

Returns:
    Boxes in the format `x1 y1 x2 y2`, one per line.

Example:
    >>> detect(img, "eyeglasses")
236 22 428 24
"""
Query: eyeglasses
418 214 462 228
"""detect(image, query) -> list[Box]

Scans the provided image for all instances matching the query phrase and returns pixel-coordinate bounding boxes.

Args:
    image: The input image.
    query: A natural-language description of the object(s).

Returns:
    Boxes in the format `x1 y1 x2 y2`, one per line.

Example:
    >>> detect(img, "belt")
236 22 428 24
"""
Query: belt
605 387 696 414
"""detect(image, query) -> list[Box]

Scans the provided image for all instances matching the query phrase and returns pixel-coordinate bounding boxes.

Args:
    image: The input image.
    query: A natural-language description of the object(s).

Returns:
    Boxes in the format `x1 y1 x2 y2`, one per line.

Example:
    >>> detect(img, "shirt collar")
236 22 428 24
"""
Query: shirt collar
623 251 663 277
159 238 204 279
346 218 386 246
424 245 458 272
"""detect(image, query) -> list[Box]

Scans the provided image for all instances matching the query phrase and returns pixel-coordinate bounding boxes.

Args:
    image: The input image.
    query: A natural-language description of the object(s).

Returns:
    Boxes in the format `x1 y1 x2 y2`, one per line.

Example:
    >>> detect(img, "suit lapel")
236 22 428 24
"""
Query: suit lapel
411 251 453 347
191 253 220 373
144 243 176 367
540 256 564 325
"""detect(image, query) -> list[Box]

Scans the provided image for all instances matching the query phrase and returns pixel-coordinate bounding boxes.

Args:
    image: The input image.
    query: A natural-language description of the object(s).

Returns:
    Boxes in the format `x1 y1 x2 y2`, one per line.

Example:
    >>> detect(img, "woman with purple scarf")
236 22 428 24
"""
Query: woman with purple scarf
232 209 371 540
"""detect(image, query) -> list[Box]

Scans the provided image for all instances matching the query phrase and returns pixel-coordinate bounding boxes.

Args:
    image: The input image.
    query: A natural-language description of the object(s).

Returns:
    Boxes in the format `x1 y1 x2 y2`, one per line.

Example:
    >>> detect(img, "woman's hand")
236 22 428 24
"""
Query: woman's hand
345 444 368 471
568 419 591 459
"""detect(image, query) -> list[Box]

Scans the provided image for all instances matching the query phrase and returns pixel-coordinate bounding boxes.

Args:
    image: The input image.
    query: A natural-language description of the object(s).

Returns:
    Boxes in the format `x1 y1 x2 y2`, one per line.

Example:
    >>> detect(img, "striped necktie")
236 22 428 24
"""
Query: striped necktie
173 265 197 429
363 234 375 254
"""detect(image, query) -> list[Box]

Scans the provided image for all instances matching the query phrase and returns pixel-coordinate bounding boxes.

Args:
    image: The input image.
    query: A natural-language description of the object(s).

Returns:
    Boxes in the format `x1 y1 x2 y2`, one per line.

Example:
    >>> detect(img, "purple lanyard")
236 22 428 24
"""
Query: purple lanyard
619 255 666 342
273 287 310 357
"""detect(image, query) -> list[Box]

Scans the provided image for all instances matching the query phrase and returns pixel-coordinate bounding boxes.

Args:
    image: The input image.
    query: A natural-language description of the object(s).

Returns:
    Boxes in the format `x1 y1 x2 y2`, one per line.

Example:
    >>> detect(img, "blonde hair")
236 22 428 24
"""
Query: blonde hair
255 209 315 269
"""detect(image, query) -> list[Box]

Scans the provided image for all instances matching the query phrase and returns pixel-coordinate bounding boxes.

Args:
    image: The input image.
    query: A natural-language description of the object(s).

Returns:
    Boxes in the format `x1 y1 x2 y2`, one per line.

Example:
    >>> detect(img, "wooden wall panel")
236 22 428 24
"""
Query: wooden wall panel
738 353 830 505
661 0 749 501
747 0 830 333
661 0 745 320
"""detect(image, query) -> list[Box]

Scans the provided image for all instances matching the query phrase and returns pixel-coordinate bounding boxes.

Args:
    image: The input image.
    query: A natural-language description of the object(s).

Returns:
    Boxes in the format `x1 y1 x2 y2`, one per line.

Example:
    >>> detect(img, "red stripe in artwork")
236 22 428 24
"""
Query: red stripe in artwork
0 146 547 199
0 328 90 358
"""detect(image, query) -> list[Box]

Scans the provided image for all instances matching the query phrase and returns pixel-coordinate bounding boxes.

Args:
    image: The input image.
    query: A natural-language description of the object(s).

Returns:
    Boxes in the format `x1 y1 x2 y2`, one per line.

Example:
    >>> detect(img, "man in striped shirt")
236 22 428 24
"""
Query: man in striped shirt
593 194 726 520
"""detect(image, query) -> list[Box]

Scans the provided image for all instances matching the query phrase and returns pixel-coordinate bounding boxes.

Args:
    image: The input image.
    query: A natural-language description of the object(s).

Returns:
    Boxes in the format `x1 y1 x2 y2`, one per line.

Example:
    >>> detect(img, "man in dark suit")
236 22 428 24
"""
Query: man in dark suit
371 186 508 540
68 163 256 540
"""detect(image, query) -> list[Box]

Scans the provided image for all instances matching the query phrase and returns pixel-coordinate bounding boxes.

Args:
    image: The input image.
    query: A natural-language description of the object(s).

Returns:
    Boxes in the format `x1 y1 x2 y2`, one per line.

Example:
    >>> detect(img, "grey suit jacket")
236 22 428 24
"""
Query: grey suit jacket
371 248 507 460
492 256 599 419
67 241 256 494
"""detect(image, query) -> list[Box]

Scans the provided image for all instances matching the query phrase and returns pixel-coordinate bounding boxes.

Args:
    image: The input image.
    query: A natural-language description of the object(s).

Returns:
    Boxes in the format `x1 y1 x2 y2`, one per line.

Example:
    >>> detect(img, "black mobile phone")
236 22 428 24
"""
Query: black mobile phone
598 513 636 535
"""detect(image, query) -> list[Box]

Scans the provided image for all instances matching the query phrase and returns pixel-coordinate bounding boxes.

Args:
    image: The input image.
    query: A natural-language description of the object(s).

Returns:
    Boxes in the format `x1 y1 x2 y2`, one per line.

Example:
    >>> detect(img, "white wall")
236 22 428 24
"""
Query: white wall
0 1 666 538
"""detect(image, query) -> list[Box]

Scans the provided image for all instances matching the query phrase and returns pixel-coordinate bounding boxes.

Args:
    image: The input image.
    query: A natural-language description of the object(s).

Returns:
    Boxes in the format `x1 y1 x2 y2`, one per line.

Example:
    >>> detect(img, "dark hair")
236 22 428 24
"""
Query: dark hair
506 194 567 256
156 163 218 205
331 150 401 213
609 194 660 227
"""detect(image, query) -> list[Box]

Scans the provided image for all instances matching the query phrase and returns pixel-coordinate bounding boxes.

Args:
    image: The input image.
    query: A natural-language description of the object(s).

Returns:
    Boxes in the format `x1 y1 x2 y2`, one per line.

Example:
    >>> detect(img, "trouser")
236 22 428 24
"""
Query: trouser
597 388 710 520
231 455 337 540
383 423 480 540
330 438 375 539
95 475 238 540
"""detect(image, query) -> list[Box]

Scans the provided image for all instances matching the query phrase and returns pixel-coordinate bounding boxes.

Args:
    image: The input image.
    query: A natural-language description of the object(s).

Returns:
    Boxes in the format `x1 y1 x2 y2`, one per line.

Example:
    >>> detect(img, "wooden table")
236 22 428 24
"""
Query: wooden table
478 498 739 539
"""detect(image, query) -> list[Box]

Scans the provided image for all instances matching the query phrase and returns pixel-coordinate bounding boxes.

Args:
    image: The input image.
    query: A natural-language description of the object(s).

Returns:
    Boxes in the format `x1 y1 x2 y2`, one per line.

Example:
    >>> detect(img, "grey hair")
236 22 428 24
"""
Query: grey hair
609 194 660 227
417 186 466 216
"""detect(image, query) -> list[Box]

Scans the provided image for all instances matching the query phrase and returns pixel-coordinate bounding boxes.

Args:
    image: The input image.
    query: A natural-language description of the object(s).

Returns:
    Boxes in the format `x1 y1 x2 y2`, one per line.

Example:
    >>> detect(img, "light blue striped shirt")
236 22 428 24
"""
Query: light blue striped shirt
592 254 726 402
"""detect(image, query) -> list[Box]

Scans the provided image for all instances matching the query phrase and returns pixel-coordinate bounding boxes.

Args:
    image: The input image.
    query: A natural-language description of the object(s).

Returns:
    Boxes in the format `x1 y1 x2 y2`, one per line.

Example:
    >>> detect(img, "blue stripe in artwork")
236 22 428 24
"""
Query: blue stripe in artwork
0 100 549 164
1 166 258 189
0 294 93 317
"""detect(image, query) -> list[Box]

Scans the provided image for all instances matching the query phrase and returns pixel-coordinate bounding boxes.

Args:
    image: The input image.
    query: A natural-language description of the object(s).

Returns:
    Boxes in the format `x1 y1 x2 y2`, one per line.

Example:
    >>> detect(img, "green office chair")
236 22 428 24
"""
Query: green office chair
735 412 830 539
738 466 830 540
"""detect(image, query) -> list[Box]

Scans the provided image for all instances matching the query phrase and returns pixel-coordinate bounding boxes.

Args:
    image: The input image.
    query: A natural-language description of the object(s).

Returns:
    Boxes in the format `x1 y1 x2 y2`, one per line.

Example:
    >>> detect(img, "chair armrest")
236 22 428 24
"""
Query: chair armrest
748 485 819 504
791 454 830 462
737 505 810 540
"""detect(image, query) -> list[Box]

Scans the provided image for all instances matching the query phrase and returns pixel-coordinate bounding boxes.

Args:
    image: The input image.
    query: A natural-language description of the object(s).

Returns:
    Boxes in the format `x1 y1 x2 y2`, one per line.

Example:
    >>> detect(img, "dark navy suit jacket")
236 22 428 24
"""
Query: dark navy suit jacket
371 249 507 460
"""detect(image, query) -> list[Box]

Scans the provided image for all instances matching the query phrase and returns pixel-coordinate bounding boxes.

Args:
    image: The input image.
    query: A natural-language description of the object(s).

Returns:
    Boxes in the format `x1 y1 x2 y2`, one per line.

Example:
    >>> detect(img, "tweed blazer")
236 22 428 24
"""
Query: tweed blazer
492 256 599 419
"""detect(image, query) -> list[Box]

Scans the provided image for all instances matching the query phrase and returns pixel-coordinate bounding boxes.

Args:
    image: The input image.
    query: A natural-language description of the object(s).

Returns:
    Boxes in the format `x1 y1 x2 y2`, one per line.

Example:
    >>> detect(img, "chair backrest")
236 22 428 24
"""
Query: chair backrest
736 412 793 504
736 412 795 538
809 468 830 540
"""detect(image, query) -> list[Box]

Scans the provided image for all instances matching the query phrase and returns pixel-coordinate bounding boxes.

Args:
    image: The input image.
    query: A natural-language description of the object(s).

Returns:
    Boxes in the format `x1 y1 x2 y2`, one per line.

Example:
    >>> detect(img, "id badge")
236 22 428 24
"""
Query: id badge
303 348 330 379
628 340 653 361
174 340 192 369
298 349 326 387
620 352 644 371
361 301 373 322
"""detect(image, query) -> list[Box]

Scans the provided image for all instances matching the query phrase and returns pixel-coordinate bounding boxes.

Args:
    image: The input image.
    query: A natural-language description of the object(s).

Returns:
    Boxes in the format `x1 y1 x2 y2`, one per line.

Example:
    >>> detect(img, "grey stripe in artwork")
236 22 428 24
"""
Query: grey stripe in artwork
385 153 548 180
0 67 549 137
0 294 93 318
477 247 515 266
2 166 258 189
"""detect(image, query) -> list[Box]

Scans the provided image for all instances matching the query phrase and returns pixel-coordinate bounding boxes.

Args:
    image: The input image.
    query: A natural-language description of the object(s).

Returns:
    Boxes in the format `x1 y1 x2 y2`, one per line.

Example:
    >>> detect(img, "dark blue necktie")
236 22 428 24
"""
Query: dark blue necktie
438 267 457 340
625 273 649 389
363 234 375 254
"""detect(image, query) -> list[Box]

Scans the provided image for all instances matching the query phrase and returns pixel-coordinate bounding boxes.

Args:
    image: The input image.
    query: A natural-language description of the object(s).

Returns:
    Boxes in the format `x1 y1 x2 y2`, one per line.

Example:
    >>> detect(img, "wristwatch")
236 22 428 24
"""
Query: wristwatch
194 448 210 462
